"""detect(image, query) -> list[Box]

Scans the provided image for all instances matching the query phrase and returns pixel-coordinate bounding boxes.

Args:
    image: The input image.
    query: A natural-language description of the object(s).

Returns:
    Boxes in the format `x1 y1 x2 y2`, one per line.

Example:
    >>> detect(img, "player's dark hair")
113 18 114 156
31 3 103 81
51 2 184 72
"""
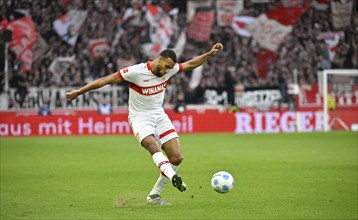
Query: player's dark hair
160 49 177 63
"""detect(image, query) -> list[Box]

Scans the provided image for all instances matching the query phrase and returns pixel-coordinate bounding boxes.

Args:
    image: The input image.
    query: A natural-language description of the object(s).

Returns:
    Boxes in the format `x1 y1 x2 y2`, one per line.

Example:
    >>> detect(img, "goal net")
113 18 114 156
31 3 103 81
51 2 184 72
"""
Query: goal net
318 69 358 132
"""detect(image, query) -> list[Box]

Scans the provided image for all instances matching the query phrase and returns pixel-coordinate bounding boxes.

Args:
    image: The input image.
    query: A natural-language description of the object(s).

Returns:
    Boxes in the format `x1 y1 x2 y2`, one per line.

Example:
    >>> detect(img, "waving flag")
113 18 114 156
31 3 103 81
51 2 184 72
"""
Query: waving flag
53 10 87 46
89 38 110 58
142 3 174 58
231 16 255 37
216 0 243 26
312 0 330 11
187 9 215 42
256 49 276 78
317 32 344 61
142 43 166 59
49 56 76 76
325 34 340 61
331 0 353 29
246 0 309 51
5 16 40 72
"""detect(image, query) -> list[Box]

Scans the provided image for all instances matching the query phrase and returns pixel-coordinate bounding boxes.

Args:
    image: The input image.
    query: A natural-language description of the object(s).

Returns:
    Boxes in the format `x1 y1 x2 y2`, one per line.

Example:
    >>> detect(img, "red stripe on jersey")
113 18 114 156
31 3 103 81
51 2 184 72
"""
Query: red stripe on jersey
117 70 124 81
146 62 155 75
159 129 176 139
129 81 168 96
178 63 183 73
157 160 170 169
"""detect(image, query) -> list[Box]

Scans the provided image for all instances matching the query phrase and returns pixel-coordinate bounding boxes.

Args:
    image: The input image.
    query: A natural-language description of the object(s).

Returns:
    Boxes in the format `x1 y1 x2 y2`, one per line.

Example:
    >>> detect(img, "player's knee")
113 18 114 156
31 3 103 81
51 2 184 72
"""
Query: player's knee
142 140 161 155
170 155 183 166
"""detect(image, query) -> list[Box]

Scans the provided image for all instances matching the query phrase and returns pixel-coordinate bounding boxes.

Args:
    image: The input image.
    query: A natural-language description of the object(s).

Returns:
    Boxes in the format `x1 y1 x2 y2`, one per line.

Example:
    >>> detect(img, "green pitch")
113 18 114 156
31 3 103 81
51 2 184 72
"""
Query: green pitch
1 132 357 219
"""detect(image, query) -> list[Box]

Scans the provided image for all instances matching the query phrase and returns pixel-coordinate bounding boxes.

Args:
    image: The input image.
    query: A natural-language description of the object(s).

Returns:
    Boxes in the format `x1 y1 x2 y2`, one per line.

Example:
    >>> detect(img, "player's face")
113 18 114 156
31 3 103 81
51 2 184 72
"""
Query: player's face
155 57 175 77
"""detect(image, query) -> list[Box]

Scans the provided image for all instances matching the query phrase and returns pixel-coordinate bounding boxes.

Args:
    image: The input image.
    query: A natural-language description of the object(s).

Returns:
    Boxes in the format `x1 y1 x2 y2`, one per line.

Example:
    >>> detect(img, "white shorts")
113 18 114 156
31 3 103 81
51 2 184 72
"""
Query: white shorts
128 112 178 146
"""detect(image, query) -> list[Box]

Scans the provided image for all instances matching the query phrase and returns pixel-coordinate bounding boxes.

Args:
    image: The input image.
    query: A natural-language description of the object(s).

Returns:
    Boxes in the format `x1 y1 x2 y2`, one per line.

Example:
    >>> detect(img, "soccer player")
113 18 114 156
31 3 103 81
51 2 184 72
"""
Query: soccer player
66 43 223 205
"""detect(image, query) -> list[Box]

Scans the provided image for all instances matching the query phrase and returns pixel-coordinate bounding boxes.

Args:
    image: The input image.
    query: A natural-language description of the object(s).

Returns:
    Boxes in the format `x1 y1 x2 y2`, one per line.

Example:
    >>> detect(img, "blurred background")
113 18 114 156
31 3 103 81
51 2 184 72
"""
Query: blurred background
0 0 357 135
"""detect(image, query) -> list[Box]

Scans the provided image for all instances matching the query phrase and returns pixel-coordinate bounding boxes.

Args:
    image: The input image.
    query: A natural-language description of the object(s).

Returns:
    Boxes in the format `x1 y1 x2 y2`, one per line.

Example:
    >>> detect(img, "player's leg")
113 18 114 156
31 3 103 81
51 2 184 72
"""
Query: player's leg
141 135 176 180
129 114 177 186
162 137 183 166
148 137 182 197
148 114 187 195
162 138 187 192
141 135 177 205
148 164 178 195
129 115 177 205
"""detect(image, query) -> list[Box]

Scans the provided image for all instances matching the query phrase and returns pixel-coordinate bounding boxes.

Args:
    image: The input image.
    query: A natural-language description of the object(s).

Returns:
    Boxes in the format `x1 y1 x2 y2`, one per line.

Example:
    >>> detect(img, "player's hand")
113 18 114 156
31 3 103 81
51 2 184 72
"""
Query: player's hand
66 90 80 101
209 43 223 56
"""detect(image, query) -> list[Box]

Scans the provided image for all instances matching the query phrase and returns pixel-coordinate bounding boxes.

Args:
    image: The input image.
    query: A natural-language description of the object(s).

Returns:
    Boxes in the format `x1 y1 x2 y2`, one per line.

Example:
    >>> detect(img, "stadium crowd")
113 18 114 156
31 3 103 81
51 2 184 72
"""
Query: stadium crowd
1 0 357 108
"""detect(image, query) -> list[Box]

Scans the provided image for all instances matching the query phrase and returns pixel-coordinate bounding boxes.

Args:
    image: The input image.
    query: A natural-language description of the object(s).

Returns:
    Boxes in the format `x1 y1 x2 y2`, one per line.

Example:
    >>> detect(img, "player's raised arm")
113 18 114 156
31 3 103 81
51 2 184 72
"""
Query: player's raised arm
181 43 223 72
66 71 123 100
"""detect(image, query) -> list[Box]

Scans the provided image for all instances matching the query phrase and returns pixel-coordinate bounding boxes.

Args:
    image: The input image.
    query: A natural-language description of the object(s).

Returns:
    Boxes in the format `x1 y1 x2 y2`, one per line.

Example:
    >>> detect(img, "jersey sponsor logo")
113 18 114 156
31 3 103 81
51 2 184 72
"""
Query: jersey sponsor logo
129 81 168 96
142 82 168 95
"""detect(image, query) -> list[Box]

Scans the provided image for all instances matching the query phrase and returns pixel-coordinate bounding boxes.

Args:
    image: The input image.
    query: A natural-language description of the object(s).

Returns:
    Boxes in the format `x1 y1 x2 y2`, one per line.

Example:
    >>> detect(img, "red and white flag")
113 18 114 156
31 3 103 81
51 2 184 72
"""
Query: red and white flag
5 16 40 72
49 55 76 76
256 49 276 78
89 38 110 58
142 3 174 57
231 16 255 37
142 43 166 59
324 34 340 61
187 0 213 23
331 0 353 29
187 9 215 42
317 31 345 40
53 10 87 46
216 0 243 27
246 0 309 51
32 36 48 62
316 31 343 60
311 0 330 11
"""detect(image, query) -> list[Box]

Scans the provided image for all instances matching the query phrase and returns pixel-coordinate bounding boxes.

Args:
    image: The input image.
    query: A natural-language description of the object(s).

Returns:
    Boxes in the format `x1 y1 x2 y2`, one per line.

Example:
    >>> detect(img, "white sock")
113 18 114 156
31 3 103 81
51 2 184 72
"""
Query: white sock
152 152 176 181
149 164 179 196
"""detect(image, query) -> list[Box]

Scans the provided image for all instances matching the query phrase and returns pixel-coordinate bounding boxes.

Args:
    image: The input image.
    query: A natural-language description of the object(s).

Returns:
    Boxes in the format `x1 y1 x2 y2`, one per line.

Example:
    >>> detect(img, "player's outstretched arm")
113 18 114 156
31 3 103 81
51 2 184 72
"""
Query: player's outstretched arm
66 72 122 100
181 43 223 72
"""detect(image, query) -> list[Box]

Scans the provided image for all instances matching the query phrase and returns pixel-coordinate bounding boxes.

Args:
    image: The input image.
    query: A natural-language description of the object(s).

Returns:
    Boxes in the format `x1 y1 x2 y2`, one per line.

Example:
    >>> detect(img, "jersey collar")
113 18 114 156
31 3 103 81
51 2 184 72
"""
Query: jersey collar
146 60 155 75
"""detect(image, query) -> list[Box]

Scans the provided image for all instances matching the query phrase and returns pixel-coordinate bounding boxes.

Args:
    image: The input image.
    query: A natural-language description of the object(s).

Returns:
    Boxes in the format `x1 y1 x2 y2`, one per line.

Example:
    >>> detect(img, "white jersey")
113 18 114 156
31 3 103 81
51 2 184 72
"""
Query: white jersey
117 62 183 116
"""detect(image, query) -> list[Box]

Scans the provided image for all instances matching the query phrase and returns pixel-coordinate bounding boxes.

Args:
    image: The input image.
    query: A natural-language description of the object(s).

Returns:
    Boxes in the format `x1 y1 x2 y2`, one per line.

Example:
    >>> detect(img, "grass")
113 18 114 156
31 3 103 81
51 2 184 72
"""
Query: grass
1 132 357 219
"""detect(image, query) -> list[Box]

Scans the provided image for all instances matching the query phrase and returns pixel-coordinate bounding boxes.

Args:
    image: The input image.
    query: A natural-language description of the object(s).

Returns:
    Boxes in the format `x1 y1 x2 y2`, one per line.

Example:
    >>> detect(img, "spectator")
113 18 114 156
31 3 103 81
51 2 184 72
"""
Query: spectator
97 97 113 115
10 71 28 108
2 0 357 109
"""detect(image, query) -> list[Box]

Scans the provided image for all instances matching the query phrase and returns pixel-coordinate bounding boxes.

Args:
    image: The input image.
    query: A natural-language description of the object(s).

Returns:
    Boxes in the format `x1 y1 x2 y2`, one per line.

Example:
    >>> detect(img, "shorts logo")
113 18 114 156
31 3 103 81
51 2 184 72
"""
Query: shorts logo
122 68 129 74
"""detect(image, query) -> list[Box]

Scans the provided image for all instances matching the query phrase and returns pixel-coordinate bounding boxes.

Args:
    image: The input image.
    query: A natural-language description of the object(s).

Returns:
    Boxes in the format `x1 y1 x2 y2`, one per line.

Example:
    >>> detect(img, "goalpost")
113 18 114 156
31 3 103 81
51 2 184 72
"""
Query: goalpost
320 69 358 132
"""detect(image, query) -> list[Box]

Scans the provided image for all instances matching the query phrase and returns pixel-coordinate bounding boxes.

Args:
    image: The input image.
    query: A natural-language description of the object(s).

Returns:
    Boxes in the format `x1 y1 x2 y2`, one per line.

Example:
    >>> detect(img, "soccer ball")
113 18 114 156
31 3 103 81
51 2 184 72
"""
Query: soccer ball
211 171 234 193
